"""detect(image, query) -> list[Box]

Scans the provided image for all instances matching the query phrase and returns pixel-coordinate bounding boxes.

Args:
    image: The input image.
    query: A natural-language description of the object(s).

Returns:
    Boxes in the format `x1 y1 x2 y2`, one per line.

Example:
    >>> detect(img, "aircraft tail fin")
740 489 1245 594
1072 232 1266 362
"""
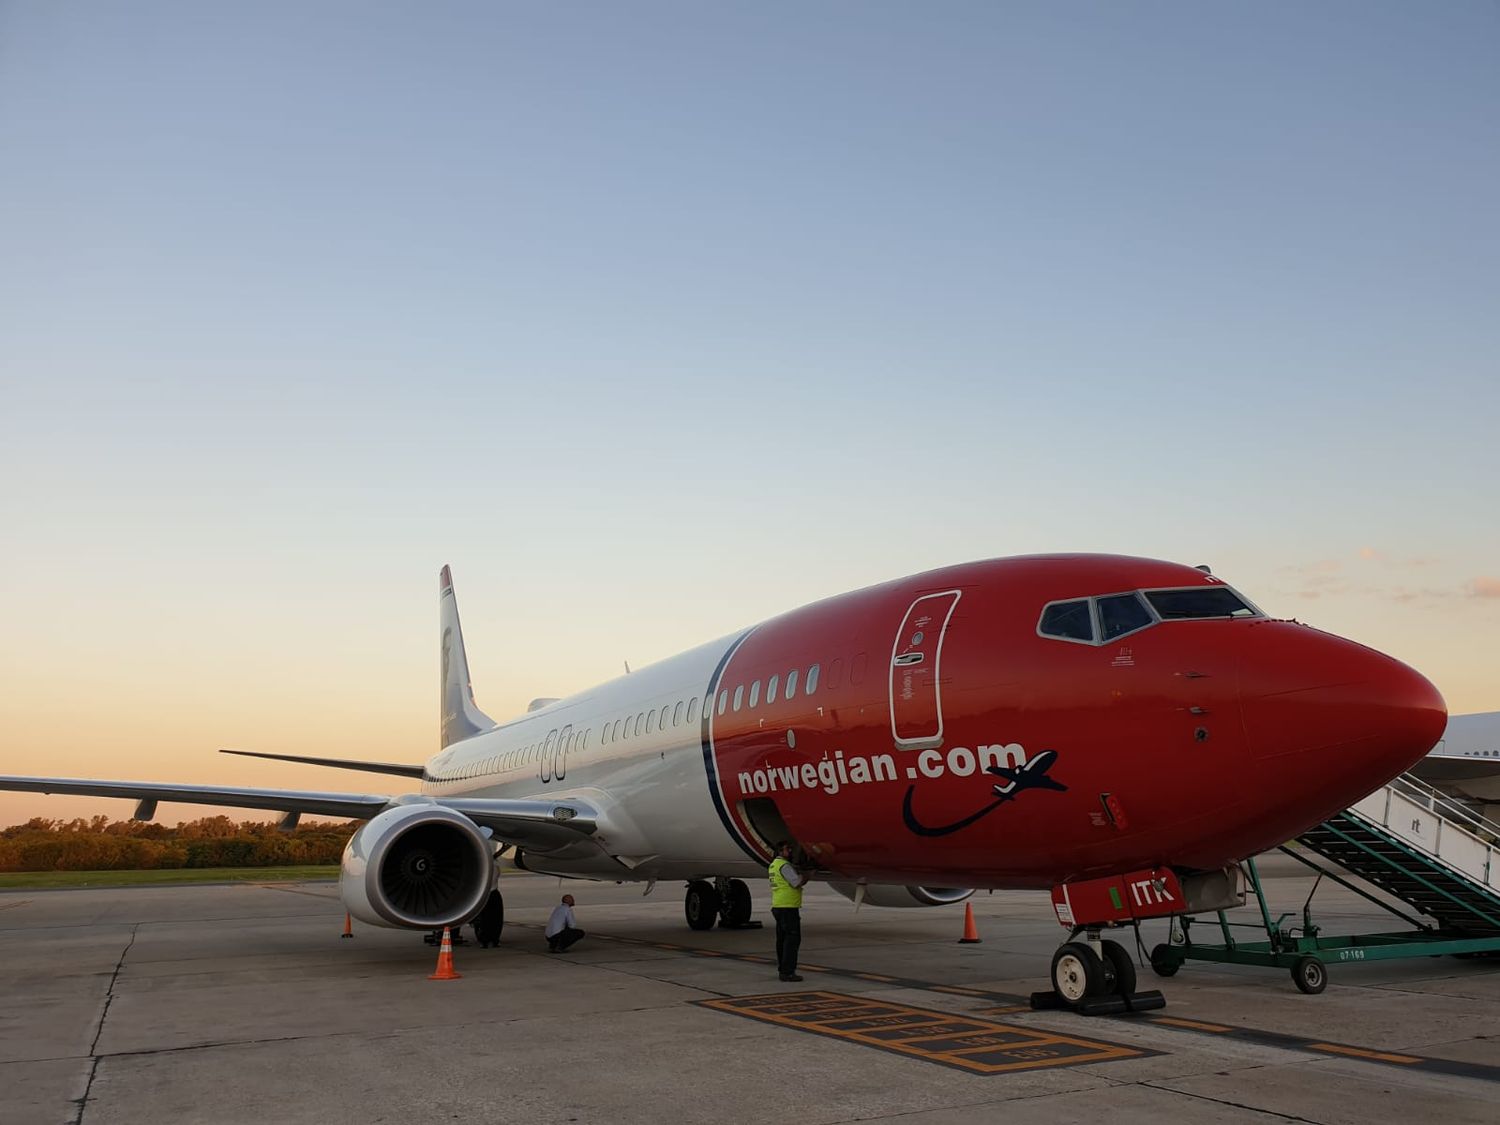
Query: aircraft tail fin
439 566 496 749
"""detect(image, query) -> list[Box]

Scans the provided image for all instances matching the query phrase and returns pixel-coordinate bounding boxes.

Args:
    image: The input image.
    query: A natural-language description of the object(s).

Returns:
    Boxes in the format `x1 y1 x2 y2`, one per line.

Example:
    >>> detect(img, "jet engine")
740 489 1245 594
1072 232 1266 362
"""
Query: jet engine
340 803 494 929
826 882 974 908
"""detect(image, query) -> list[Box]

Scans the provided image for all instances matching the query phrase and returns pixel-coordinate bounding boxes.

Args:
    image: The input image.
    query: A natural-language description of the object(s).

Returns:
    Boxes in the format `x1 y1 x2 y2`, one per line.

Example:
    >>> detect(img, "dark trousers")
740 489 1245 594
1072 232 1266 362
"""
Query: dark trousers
548 926 585 952
772 907 801 976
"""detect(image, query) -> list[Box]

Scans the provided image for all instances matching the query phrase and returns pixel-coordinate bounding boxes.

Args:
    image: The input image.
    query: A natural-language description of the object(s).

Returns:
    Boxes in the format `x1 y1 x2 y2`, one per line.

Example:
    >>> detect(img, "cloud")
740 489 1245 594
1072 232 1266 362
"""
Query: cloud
1357 547 1442 571
1281 559 1342 576
1469 577 1500 599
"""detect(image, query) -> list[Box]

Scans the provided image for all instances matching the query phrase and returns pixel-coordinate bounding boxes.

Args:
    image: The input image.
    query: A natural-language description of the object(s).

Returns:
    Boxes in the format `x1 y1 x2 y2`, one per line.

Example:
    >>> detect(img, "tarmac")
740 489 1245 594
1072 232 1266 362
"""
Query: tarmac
2 854 1498 1125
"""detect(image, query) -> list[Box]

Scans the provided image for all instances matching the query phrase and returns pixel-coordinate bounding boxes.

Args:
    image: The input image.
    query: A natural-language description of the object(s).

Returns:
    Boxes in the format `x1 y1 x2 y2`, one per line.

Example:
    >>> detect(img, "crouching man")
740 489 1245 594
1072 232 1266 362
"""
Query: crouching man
545 894 585 953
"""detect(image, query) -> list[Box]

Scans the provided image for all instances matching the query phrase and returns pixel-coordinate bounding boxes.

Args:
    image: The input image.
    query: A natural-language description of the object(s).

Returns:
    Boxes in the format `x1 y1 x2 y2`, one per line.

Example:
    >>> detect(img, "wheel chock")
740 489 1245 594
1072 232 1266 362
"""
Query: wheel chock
1028 988 1166 1015
1029 989 1063 1010
1076 994 1129 1016
1122 989 1166 1012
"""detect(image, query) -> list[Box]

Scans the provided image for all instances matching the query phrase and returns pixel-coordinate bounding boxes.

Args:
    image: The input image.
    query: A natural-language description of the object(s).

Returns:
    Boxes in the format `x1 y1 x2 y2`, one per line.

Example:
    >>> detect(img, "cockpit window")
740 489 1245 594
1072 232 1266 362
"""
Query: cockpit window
1145 587 1256 620
1098 592 1154 640
1039 599 1095 642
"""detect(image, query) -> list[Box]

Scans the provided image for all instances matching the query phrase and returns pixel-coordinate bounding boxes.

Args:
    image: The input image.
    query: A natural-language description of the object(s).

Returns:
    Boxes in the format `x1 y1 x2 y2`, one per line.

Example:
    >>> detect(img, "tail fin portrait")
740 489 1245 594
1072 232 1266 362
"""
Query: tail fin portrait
439 565 496 748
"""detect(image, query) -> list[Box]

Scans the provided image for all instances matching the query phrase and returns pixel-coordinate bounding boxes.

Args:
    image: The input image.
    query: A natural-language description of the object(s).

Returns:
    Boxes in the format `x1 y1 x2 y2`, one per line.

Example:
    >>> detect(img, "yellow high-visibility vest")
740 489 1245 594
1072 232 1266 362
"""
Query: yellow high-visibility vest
768 856 803 908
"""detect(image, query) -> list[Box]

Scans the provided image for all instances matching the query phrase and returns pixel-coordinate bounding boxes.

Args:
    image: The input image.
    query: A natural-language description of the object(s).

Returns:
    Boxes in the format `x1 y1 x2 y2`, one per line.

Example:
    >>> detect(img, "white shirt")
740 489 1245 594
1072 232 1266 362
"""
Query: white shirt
545 903 576 938
779 862 808 888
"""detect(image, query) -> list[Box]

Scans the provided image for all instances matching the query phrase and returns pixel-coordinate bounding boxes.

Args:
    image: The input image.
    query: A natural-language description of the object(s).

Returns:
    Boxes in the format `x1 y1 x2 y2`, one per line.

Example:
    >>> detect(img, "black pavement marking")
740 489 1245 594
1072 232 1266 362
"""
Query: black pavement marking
698 991 1151 1074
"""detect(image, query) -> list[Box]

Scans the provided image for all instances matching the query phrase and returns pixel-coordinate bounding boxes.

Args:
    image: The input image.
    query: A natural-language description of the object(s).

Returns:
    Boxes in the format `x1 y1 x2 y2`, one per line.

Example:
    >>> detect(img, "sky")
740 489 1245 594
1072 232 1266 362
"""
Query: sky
1 2 1496 826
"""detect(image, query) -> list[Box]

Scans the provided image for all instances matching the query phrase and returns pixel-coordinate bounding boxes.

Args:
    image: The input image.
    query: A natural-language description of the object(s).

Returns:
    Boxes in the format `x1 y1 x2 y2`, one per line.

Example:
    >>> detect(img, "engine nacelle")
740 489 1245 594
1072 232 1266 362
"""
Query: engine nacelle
826 882 974 908
340 803 494 929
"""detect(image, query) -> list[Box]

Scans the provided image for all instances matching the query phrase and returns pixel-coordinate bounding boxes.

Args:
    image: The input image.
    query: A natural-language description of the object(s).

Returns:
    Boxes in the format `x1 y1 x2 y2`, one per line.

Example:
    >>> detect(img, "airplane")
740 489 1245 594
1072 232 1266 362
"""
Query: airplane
1411 711 1500 814
989 749 1067 798
0 554 1447 1009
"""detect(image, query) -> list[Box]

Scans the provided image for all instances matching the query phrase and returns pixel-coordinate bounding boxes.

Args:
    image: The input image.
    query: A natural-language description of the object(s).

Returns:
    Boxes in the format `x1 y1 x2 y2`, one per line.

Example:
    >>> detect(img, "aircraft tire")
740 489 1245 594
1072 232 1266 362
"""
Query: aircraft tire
1291 955 1327 995
1149 944 1180 977
720 879 753 927
684 881 720 931
1050 942 1104 1006
1100 939 1137 995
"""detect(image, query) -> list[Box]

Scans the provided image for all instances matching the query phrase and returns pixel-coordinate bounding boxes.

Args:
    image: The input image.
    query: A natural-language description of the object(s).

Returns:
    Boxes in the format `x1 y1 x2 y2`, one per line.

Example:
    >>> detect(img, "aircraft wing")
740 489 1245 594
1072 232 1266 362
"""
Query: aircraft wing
0 776 393 820
218 748 425 779
0 776 600 851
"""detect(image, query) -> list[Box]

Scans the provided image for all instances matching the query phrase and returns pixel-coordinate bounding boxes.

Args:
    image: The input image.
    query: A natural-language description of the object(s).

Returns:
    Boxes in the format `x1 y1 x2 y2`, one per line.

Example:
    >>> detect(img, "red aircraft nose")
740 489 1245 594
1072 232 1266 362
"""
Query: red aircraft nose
1238 621 1447 812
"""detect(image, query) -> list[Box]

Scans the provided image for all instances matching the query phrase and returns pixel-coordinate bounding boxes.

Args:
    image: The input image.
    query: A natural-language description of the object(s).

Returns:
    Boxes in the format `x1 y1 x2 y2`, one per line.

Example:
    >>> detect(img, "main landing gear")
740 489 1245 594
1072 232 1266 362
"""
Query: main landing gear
684 878 762 931
1032 930 1165 1016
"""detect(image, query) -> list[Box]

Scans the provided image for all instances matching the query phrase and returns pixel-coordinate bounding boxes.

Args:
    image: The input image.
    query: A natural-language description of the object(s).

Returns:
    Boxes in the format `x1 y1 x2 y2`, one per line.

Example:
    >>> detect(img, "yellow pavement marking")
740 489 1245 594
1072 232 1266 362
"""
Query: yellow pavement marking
1152 1017 1233 1033
698 991 1151 1075
1310 1043 1422 1065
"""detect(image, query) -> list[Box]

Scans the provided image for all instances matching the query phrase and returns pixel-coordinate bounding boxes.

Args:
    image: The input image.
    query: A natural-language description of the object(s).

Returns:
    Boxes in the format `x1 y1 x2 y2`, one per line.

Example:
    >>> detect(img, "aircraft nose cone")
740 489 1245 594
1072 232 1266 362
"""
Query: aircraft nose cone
1239 622 1447 794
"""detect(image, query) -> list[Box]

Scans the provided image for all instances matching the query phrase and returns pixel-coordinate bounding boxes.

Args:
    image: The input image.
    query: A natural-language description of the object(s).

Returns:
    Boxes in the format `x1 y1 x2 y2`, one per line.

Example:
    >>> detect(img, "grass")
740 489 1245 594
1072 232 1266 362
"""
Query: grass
0 865 340 890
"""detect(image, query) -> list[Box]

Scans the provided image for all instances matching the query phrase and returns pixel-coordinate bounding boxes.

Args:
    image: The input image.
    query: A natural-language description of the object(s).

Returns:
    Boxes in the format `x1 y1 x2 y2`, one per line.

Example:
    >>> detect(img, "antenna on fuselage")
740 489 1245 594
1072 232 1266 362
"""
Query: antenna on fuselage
624 660 631 675
1195 564 1213 574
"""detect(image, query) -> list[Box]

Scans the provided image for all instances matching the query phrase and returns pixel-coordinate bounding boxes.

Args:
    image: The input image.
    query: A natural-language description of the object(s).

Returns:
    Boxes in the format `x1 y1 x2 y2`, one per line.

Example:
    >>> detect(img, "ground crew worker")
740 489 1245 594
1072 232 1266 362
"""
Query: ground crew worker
768 840 809 982
545 894 585 952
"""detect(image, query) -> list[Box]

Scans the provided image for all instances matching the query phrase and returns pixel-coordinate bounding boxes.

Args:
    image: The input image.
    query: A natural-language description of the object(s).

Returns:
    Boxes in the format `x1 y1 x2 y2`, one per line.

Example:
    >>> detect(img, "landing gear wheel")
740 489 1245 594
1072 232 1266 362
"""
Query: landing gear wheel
1291 955 1327 995
719 879 753 928
684 881 720 931
1149 944 1180 978
1050 942 1105 1006
1100 939 1137 996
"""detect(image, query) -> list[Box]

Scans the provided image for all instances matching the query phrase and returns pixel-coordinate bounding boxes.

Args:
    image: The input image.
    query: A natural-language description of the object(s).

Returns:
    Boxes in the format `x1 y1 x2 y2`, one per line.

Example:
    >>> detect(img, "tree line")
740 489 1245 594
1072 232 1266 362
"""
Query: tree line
0 815 360 871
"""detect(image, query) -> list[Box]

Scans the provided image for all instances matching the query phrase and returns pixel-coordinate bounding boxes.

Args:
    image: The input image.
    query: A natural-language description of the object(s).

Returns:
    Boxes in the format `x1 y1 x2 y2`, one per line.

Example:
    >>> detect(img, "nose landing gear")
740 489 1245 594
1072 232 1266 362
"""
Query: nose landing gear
1035 930 1163 1015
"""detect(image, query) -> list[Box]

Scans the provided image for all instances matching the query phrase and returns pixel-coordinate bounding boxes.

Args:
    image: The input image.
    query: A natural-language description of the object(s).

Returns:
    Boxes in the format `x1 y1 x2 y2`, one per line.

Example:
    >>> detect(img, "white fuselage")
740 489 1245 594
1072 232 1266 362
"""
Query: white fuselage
419 634 761 881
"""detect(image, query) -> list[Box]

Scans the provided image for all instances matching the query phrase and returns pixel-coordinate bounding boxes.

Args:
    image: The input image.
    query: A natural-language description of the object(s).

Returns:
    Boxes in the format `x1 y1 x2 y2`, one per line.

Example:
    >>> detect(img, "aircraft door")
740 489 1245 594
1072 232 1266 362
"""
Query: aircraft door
538 728 558 782
889 590 961 751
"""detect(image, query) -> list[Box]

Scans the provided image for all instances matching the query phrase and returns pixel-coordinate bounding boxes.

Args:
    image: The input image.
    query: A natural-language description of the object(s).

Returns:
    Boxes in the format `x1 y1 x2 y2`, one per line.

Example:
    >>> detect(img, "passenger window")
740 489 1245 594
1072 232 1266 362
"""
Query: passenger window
718 690 728 715
687 697 698 723
1039 599 1095 642
636 711 646 734
673 701 683 726
733 684 744 712
1099 593 1154 640
749 680 761 708
806 664 820 694
850 652 867 684
766 674 779 704
612 719 622 741
660 703 671 729
646 709 655 734
827 658 843 690
785 669 798 699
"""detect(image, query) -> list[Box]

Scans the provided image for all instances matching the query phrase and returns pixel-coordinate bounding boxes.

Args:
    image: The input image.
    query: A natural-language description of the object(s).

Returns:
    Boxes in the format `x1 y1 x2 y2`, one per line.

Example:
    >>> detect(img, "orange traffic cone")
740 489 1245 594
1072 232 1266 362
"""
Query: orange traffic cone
341 912 353 939
958 902 982 944
428 926 462 980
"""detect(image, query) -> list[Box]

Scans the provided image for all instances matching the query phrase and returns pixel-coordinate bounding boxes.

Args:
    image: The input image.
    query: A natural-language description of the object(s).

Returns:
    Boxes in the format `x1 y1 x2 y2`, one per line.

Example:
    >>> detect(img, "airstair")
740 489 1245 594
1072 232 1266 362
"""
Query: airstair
1150 773 1500 992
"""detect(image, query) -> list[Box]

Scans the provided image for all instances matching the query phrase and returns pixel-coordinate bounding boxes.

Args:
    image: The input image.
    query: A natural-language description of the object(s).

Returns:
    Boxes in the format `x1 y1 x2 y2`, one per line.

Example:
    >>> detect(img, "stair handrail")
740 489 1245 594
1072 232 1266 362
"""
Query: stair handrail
1387 771 1500 843
1348 772 1499 893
